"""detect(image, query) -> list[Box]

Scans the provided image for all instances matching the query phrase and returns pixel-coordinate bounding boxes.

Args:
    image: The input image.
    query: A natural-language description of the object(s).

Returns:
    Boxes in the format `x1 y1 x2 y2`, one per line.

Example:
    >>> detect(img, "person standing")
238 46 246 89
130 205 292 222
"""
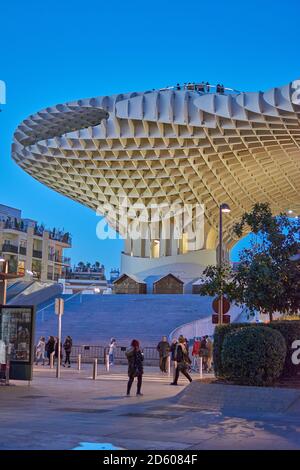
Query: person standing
170 335 192 385
108 338 117 366
206 335 213 372
199 336 208 372
126 339 144 396
170 338 178 382
63 335 73 368
191 337 201 371
45 336 55 366
156 336 170 373
170 338 178 361
35 337 46 366
54 337 62 366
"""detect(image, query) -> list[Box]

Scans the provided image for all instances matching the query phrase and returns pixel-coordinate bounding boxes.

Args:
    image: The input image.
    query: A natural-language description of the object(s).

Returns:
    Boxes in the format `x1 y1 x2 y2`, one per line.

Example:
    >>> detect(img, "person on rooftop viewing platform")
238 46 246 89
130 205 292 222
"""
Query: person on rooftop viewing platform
197 81 205 92
220 84 225 94
176 83 181 90
206 81 210 92
216 83 221 93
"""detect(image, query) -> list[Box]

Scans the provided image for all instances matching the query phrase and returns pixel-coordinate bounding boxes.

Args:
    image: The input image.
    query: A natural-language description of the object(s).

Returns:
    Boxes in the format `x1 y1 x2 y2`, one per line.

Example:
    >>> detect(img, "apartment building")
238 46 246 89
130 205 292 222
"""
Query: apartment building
0 204 71 282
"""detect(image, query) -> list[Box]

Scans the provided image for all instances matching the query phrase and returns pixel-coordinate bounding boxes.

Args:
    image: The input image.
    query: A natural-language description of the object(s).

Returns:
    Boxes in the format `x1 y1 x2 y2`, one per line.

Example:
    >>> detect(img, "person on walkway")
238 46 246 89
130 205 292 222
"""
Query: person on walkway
63 335 73 368
199 336 208 371
191 337 201 371
170 335 192 385
156 336 170 373
206 335 213 372
45 336 55 366
54 337 63 366
170 338 178 382
170 338 178 362
35 336 46 366
126 339 144 396
108 338 117 366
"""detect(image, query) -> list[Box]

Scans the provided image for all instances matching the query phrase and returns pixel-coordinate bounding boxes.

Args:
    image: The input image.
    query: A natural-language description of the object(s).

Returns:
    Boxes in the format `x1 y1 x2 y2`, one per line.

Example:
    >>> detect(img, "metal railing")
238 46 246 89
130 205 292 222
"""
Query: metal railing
157 82 240 95
33 249 42 259
2 243 18 254
48 254 71 265
36 344 161 366
19 246 27 256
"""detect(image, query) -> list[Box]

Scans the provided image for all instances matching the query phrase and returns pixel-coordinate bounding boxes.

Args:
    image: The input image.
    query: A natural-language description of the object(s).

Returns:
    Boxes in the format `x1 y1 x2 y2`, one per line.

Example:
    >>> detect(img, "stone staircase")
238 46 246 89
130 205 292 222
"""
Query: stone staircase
35 294 213 346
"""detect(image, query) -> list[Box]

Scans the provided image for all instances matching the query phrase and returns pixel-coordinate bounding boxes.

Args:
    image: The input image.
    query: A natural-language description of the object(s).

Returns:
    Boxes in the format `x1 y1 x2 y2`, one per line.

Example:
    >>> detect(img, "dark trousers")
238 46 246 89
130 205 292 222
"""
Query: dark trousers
127 374 142 395
173 366 192 384
65 351 71 365
159 356 168 372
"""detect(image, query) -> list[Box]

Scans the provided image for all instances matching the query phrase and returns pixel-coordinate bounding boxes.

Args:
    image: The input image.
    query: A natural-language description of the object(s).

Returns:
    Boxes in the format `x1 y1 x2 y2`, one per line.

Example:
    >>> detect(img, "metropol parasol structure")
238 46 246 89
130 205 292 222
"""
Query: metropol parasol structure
12 79 300 286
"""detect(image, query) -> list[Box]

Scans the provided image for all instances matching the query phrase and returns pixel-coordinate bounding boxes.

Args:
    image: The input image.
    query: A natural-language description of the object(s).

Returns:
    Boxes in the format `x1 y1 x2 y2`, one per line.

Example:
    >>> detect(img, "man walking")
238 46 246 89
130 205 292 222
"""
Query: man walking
156 336 170 373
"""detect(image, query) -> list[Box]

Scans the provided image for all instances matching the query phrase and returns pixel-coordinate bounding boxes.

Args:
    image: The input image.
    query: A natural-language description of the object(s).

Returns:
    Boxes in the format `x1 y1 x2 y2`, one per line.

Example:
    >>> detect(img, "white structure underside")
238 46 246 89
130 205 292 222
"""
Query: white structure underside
121 249 216 293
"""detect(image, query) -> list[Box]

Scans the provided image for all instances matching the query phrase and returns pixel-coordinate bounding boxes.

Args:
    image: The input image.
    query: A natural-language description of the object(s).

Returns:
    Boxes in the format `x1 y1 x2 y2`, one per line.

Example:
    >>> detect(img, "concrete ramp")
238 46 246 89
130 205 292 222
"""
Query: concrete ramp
7 281 62 306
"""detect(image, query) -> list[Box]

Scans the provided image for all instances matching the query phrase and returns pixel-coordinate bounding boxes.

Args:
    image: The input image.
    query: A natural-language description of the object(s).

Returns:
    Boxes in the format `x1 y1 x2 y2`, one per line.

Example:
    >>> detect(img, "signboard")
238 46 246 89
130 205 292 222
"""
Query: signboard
212 314 231 324
55 298 64 315
212 296 230 314
0 305 35 381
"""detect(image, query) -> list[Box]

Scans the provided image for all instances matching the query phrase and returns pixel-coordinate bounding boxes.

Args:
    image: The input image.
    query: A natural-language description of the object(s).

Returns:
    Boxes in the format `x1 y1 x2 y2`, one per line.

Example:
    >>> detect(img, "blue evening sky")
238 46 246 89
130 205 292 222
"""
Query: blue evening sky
0 0 299 275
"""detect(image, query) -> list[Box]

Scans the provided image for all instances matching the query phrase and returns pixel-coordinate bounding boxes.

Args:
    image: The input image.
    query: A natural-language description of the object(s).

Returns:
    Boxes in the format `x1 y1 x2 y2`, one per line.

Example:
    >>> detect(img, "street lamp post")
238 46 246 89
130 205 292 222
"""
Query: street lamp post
55 298 64 379
218 204 231 324
0 259 9 305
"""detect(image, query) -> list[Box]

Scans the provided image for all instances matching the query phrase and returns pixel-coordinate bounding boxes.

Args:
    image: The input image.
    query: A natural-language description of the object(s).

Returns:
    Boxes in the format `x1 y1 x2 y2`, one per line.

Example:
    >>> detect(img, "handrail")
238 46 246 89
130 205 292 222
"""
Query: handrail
168 303 244 341
37 282 101 315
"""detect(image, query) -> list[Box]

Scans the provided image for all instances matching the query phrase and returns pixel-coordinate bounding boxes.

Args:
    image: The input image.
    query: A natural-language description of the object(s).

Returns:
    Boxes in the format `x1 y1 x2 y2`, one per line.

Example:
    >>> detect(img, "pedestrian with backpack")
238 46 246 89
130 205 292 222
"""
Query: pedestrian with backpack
170 335 192 385
63 335 72 368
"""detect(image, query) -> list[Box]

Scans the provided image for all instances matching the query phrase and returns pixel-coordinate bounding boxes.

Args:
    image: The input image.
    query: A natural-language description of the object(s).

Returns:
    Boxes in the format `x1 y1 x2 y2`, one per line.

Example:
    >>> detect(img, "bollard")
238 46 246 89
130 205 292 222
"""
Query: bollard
199 357 203 380
92 358 98 380
167 356 171 377
50 352 54 369
105 354 110 372
5 345 10 386
77 354 81 371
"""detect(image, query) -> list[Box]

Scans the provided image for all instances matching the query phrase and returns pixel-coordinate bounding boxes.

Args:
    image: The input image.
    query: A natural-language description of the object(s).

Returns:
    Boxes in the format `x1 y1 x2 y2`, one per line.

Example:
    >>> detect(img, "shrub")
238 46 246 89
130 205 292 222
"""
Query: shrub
269 320 300 377
213 323 253 377
221 326 286 386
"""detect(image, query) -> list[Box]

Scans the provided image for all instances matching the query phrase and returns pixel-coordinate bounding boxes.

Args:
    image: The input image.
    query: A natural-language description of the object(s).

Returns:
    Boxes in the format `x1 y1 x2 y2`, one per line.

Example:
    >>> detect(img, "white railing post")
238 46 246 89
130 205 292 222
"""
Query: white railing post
92 358 98 380
199 357 203 380
77 354 81 371
167 356 171 377
105 354 110 372
50 352 54 369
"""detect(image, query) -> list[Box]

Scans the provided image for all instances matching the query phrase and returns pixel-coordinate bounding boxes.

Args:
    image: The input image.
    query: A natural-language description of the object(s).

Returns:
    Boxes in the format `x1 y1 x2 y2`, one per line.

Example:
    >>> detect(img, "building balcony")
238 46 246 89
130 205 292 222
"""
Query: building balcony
2 243 18 254
49 231 72 246
0 220 27 233
32 249 42 259
48 254 71 265
19 246 27 256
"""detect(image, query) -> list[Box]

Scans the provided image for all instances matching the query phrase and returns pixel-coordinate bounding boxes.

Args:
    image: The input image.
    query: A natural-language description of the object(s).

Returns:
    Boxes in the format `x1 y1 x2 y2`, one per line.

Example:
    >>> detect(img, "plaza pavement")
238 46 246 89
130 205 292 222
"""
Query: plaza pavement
1 365 300 450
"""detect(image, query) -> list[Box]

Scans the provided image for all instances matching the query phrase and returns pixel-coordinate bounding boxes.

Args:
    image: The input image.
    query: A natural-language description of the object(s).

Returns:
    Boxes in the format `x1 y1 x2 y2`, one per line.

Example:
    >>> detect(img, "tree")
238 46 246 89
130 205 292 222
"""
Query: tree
77 261 85 271
199 203 300 321
197 262 236 301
